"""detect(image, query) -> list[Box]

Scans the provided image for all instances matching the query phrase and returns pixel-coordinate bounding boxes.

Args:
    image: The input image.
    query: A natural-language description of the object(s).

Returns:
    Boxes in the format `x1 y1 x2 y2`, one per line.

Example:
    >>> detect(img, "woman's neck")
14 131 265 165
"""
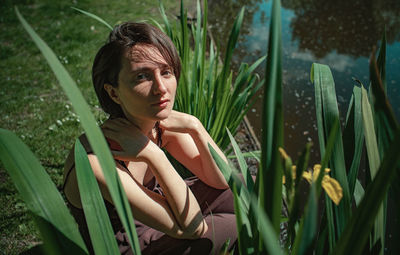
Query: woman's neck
125 115 156 137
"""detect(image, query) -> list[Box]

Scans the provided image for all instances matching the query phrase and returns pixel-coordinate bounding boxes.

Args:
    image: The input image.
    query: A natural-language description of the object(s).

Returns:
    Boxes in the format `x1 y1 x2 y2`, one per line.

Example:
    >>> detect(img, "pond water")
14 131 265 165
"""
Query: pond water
208 0 400 162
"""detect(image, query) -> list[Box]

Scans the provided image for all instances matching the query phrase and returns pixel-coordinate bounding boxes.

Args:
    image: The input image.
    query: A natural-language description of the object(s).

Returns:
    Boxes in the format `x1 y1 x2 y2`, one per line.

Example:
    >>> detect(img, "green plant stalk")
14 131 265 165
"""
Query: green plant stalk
0 129 88 254
287 143 311 246
258 0 283 242
282 151 294 206
376 28 387 95
374 30 389 161
74 140 120 255
292 184 317 255
333 127 400 254
15 7 141 254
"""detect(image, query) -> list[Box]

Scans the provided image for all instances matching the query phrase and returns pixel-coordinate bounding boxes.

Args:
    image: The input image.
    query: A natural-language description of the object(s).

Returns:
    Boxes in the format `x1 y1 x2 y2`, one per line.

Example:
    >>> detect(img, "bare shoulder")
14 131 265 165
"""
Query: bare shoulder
162 129 194 148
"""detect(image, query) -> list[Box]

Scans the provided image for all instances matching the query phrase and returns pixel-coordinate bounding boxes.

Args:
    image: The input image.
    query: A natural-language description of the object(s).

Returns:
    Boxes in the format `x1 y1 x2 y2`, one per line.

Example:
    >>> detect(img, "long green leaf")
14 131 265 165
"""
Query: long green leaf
15 8 141 254
0 129 87 254
227 150 261 162
158 0 172 38
226 128 254 192
343 85 364 196
219 7 245 97
362 84 384 253
311 63 351 240
208 144 250 210
71 7 113 30
362 86 381 180
74 140 120 255
333 128 400 254
259 0 283 237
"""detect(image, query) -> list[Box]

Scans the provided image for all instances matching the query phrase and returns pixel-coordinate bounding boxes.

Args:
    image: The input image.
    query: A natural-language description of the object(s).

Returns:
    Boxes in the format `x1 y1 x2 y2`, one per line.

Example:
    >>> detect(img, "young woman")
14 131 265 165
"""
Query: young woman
63 22 237 254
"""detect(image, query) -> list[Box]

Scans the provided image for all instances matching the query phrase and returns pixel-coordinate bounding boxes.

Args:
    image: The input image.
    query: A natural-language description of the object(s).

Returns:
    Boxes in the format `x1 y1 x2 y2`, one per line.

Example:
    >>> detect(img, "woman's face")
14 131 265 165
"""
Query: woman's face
107 44 177 126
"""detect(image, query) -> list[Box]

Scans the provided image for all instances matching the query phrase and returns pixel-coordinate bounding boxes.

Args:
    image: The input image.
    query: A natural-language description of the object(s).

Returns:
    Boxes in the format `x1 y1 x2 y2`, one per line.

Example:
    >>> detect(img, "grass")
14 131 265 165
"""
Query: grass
0 1 191 253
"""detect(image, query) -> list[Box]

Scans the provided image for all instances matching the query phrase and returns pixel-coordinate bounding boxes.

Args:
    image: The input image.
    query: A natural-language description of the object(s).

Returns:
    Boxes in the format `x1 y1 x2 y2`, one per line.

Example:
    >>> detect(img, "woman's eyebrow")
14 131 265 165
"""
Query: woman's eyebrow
130 67 153 73
130 63 171 73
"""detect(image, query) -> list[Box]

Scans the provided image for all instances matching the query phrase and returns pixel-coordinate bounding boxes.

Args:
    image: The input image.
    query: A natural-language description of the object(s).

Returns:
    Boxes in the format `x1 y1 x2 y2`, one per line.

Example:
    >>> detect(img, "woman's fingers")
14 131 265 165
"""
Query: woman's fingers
159 111 197 133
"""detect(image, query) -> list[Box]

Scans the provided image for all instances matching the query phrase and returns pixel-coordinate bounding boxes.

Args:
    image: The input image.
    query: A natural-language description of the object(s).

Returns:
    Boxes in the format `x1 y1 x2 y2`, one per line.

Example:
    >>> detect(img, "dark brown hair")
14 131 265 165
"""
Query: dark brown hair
92 22 181 117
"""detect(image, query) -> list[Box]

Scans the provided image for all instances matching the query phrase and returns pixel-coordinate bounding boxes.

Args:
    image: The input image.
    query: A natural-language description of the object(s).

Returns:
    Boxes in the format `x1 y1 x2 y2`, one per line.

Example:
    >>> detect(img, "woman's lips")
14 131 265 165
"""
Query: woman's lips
151 99 169 108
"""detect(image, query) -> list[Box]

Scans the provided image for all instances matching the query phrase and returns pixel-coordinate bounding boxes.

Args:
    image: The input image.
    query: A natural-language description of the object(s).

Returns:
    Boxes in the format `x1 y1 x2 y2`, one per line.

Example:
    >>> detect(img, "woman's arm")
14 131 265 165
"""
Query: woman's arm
96 118 207 239
160 111 229 189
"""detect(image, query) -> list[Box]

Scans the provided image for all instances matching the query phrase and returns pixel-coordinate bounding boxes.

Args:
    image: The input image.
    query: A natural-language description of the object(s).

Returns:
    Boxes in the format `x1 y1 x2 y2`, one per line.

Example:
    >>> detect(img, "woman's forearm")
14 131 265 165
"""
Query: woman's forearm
144 146 207 235
188 118 229 189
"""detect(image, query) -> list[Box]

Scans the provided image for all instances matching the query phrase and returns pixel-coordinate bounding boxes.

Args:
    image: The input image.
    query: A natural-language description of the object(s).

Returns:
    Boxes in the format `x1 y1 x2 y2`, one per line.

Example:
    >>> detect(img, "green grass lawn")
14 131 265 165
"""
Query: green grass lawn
0 0 194 253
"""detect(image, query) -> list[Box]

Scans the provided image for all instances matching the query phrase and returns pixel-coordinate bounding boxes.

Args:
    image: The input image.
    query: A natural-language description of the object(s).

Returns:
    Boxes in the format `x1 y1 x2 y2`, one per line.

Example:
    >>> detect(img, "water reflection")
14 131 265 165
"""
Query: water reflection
282 0 400 58
208 0 263 60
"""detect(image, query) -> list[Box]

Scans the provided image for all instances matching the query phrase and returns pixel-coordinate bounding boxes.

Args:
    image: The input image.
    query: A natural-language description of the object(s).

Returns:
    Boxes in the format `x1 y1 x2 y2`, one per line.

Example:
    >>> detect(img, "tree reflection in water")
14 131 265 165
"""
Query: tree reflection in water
282 0 400 58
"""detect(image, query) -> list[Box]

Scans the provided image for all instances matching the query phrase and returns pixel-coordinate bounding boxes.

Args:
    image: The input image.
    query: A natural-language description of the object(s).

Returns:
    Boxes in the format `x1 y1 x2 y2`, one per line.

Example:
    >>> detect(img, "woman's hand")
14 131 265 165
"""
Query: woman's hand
161 111 229 189
159 110 199 134
101 118 155 162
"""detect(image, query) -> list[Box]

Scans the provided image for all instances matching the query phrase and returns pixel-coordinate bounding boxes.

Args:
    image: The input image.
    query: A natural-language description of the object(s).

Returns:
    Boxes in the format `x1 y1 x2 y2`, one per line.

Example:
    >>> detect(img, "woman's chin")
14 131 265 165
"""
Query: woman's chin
152 113 168 121
154 108 172 120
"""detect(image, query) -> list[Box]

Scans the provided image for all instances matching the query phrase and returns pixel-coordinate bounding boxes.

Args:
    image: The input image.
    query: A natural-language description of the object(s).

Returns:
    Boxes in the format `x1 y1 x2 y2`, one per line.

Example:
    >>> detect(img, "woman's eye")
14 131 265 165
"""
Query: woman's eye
136 73 149 81
162 69 173 77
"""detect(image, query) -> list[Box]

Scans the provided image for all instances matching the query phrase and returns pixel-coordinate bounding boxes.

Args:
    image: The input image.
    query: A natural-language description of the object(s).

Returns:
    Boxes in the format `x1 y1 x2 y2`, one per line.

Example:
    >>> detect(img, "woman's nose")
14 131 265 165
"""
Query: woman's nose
152 72 167 95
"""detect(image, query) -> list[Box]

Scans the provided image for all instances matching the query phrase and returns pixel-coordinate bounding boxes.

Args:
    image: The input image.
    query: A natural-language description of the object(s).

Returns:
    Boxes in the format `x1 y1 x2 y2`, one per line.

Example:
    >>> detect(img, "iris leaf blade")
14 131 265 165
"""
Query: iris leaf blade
74 139 120 255
0 128 88 254
259 0 283 236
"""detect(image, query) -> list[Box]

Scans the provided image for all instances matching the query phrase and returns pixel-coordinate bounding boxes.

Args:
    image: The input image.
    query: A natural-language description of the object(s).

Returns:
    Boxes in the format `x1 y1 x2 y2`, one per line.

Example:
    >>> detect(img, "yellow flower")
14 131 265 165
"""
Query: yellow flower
303 164 343 205
280 148 343 205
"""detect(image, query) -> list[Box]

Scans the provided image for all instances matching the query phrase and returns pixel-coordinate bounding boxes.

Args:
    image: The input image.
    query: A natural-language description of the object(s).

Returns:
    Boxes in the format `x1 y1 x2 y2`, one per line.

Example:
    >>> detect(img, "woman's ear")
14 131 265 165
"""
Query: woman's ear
104 84 121 104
